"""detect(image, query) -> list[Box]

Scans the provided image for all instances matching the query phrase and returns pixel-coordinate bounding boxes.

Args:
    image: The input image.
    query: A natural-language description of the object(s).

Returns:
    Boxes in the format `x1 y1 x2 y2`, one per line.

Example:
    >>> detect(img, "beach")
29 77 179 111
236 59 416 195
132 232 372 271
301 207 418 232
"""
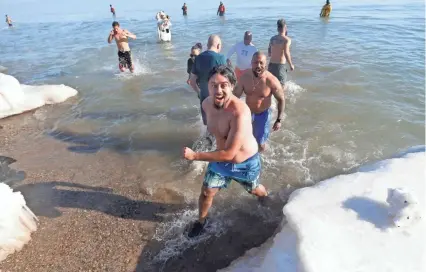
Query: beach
0 0 424 271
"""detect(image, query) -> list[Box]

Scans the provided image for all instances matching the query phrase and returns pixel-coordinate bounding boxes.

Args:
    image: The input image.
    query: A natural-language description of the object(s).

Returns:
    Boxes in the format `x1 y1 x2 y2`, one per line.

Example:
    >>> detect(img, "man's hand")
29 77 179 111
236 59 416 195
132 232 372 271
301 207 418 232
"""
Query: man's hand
110 30 114 36
289 64 295 71
186 79 190 85
183 147 196 160
272 120 282 131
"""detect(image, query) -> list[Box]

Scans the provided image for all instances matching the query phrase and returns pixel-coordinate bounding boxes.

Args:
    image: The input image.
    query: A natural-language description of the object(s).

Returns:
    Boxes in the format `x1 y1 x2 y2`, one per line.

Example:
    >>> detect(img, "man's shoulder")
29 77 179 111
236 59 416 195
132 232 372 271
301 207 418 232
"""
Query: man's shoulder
265 71 281 87
214 52 227 64
232 97 251 117
202 96 212 108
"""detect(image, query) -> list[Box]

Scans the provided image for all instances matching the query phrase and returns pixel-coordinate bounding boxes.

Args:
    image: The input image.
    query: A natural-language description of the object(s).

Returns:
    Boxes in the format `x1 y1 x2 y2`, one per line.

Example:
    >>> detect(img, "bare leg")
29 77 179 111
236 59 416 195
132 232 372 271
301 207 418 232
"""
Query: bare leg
198 186 219 223
119 64 126 72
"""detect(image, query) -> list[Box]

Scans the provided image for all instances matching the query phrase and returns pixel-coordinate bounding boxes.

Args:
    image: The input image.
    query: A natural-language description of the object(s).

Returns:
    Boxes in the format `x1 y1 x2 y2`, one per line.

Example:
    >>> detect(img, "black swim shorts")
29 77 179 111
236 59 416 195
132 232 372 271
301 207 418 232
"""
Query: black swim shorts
118 51 133 68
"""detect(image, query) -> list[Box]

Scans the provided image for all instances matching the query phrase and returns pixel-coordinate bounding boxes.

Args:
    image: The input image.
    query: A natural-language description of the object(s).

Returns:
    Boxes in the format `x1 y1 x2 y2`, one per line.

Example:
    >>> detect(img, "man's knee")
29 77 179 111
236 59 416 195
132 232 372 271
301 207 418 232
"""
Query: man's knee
201 187 218 198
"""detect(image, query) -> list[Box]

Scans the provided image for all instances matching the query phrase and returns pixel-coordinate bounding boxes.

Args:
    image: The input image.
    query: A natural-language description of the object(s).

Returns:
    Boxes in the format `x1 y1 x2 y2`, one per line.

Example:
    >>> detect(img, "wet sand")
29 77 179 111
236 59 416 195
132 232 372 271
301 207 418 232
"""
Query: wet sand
0 108 285 272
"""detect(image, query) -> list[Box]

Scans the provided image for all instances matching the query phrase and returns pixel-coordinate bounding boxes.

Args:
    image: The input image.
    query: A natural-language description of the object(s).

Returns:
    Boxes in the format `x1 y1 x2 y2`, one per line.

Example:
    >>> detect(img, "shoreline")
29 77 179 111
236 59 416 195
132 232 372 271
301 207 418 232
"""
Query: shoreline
0 109 285 271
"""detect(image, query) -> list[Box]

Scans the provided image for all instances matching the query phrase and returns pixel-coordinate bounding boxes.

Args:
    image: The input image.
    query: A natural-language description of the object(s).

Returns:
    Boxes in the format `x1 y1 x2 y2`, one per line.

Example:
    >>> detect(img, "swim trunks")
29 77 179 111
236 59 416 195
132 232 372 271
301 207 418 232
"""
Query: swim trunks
118 50 132 69
268 63 287 86
252 108 272 145
203 153 261 192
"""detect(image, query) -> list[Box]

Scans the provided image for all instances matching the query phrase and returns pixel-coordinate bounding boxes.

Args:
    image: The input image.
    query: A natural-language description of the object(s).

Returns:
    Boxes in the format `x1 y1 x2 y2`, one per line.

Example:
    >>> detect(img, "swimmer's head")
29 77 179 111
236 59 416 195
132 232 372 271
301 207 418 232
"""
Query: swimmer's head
110 4 112 7
277 19 287 34
190 48 200 58
190 43 202 57
207 34 222 52
251 51 267 77
326 0 330 4
244 31 252 45
112 21 120 32
208 65 236 109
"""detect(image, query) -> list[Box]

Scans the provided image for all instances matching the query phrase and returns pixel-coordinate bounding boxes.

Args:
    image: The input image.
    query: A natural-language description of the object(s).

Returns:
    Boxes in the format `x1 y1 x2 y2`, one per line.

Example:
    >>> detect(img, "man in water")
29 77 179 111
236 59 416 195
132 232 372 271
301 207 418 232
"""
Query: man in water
190 35 227 126
320 0 332 17
268 19 295 89
226 31 258 81
183 65 268 238
110 5 116 17
217 2 226 16
5 15 12 27
182 3 188 16
234 52 285 152
107 21 137 73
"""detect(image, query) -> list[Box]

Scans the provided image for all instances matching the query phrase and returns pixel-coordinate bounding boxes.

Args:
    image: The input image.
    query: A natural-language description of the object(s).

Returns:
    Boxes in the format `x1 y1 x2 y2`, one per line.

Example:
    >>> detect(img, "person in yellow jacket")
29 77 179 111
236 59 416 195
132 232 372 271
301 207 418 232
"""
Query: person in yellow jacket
320 0 332 17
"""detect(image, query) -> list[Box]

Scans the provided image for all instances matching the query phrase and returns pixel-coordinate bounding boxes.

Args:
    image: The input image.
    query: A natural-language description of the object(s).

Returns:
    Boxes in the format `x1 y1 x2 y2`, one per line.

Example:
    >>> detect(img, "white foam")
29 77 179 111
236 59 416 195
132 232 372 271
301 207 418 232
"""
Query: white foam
284 80 306 104
220 147 426 272
114 56 153 79
151 209 229 267
0 73 78 119
0 183 38 263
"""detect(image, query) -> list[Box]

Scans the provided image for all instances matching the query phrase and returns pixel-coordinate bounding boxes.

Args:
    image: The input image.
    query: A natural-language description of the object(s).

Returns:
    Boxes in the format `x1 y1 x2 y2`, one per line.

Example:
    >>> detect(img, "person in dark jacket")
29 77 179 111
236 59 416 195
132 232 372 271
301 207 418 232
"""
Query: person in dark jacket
186 43 202 85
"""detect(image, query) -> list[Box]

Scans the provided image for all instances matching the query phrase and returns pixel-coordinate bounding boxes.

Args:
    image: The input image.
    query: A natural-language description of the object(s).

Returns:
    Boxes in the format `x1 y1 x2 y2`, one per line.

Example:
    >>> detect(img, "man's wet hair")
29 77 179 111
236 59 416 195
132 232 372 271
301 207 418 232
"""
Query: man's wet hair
277 19 286 30
208 65 237 86
112 21 119 27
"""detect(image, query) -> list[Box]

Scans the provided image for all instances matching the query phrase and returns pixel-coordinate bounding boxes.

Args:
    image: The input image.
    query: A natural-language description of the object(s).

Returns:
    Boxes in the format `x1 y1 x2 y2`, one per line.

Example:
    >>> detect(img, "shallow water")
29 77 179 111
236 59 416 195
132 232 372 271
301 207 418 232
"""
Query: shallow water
1 0 424 267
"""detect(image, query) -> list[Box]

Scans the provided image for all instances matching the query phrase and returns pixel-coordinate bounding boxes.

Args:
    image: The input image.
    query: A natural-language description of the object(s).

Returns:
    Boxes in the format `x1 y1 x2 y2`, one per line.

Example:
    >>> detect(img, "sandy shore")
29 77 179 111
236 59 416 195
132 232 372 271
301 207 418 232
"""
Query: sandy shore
0 107 284 272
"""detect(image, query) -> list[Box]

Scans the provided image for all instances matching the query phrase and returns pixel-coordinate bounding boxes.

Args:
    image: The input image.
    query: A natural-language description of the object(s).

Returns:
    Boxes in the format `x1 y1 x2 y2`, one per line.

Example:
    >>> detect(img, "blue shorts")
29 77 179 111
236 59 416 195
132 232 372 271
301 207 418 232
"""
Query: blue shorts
252 108 272 145
203 153 261 192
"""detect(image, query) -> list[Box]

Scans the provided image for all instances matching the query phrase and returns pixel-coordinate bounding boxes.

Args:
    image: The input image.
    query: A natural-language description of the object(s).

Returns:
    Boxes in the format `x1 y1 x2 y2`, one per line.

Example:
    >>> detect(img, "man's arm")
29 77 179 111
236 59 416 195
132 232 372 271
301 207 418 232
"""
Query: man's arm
233 80 245 98
269 76 285 130
124 30 136 39
284 38 294 70
268 38 272 57
189 73 200 96
194 110 246 162
108 31 114 43
226 44 237 66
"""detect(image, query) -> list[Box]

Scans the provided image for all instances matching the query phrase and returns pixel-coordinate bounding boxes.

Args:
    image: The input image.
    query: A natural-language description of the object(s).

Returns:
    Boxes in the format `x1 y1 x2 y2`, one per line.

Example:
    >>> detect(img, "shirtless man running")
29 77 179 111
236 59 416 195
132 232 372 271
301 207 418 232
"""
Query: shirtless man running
234 52 285 152
183 65 268 238
268 19 295 88
107 21 137 73
5 15 12 27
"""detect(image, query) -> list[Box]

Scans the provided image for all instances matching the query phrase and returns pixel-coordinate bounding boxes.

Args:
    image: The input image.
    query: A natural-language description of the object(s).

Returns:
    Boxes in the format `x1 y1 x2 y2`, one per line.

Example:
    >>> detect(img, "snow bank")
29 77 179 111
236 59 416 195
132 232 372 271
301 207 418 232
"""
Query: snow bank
221 146 425 272
0 73 78 119
0 183 38 263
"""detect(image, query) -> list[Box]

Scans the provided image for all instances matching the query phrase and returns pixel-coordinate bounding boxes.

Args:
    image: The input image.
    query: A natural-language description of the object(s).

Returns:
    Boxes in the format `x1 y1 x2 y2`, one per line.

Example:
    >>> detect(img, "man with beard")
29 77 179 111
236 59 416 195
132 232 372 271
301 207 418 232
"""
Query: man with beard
234 52 285 152
183 65 268 238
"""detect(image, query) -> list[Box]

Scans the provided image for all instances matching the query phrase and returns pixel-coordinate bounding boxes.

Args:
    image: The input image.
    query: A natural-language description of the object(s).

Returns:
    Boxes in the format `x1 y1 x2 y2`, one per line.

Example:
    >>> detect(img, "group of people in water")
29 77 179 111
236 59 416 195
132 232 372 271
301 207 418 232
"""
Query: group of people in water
104 2 302 237
0 2 328 239
181 2 226 16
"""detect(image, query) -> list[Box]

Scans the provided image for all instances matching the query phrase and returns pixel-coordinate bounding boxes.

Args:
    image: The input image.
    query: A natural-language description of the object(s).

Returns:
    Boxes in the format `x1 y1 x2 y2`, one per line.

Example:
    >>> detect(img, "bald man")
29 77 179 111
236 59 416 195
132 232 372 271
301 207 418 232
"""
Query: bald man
190 34 227 126
226 31 258 81
234 52 285 151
